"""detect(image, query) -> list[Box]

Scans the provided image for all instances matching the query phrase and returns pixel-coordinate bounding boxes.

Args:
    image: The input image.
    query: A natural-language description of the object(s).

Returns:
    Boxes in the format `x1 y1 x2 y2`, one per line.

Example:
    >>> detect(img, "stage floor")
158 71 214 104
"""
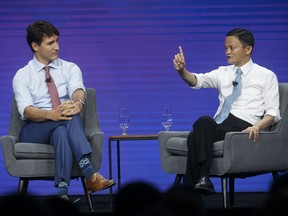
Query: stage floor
0 192 268 215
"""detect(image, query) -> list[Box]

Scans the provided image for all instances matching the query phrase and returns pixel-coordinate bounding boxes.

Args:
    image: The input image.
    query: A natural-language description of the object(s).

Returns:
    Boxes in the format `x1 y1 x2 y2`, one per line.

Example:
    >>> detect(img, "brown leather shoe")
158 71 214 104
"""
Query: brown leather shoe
86 172 116 193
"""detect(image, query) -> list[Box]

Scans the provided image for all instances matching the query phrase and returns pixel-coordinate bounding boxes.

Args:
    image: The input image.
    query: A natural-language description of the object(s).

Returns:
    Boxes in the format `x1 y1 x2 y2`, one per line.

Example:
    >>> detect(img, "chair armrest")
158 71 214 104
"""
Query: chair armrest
158 131 189 160
222 131 288 175
88 131 104 171
0 135 18 176
158 131 190 151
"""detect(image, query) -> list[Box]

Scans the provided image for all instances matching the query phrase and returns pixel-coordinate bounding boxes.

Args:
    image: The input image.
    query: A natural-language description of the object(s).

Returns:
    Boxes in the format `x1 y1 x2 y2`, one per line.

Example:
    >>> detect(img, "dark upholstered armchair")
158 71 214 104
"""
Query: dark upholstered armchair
158 83 288 208
0 88 104 212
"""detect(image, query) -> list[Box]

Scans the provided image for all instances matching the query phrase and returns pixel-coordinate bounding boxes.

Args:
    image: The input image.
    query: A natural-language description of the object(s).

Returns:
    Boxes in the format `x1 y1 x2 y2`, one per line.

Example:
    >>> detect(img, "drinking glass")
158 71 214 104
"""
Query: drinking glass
119 107 130 135
162 107 173 131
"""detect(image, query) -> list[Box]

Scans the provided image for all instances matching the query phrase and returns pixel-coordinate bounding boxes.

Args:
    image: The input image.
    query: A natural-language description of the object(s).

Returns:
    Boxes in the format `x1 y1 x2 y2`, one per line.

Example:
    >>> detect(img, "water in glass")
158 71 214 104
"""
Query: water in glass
119 108 130 135
162 107 172 131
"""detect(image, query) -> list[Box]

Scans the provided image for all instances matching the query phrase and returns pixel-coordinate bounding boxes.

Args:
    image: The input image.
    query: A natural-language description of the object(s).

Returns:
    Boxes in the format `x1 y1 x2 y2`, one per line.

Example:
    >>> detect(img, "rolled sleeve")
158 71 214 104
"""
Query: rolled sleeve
264 74 281 123
12 67 35 119
66 63 86 97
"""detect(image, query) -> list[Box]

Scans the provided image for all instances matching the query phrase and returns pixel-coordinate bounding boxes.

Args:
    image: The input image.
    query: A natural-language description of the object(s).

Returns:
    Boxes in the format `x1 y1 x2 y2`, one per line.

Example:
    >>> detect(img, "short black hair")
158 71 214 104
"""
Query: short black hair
26 20 60 53
226 28 255 49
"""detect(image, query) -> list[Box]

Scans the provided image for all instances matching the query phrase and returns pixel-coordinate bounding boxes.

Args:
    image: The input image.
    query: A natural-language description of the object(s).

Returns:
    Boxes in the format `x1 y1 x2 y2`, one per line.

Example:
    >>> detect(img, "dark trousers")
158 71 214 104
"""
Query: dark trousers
19 114 92 186
183 113 252 185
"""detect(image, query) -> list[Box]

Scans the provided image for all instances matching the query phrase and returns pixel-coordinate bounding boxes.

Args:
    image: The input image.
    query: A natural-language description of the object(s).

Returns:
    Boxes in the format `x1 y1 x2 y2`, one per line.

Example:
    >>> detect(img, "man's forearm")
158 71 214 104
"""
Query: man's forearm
178 68 197 87
23 106 53 122
254 114 275 130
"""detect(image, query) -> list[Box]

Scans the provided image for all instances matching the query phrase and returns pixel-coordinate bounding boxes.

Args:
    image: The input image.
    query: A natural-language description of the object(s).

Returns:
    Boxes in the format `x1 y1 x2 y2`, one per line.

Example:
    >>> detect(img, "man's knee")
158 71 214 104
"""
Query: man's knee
53 126 67 137
193 116 214 128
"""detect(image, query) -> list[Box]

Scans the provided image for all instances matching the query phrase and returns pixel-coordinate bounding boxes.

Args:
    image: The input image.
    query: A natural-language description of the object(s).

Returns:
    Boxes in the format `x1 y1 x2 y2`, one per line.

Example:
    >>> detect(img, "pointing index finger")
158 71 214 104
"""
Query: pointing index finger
179 46 184 58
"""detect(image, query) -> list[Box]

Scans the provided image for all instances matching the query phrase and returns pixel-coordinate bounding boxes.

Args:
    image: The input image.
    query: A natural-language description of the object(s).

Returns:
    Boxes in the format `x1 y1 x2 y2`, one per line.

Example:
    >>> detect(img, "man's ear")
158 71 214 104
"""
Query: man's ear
31 42 38 52
246 45 253 55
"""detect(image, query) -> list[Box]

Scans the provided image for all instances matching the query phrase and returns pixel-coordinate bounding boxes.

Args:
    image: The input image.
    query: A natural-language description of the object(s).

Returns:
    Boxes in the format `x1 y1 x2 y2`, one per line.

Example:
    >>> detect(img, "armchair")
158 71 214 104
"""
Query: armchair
0 88 104 212
158 83 288 208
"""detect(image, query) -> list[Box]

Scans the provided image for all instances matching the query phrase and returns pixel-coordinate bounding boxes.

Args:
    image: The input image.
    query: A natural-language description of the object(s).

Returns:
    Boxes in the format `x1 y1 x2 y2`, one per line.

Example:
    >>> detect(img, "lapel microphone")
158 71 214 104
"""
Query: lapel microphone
232 81 238 86
45 77 51 83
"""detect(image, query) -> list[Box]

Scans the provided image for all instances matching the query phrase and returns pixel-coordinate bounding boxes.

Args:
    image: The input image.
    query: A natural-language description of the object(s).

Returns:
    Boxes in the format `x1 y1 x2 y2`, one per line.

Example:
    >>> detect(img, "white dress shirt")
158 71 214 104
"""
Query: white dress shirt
13 57 86 119
193 59 281 125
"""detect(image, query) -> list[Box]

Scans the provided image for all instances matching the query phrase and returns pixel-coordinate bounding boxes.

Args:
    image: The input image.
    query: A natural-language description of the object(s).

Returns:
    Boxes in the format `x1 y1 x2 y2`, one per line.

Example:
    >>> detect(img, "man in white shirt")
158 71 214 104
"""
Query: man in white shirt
173 28 280 194
13 20 115 200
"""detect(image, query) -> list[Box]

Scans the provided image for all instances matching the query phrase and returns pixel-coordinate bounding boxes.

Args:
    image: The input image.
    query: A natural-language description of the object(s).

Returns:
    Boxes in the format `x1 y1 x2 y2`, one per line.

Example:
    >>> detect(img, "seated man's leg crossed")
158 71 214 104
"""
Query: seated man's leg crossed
19 114 115 200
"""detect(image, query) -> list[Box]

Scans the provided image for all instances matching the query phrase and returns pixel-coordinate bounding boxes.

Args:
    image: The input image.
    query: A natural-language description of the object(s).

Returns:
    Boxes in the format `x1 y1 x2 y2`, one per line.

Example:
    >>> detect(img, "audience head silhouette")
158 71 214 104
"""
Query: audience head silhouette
114 181 161 216
154 184 206 216
259 173 288 216
0 193 80 216
0 193 51 216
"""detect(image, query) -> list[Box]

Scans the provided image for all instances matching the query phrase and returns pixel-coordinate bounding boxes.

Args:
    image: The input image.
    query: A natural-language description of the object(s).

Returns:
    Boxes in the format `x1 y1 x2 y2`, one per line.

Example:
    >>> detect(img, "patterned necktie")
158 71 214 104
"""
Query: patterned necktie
215 68 242 124
45 65 61 109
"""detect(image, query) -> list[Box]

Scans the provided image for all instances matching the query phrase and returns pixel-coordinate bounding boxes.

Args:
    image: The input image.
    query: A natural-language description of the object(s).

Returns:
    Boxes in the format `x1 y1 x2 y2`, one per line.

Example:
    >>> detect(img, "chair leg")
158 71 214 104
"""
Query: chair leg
272 171 279 181
221 177 228 209
18 178 29 195
174 174 184 185
229 177 235 207
81 176 94 212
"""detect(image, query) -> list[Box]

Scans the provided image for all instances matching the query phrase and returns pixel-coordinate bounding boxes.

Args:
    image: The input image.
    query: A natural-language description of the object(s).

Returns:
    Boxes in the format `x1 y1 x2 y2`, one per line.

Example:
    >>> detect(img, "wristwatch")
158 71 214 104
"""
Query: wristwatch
77 99 85 106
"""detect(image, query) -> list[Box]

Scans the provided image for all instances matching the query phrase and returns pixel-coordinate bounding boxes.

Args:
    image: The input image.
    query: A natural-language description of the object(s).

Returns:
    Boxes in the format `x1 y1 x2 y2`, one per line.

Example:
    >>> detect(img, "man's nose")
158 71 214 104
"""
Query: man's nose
54 42 59 50
225 48 231 55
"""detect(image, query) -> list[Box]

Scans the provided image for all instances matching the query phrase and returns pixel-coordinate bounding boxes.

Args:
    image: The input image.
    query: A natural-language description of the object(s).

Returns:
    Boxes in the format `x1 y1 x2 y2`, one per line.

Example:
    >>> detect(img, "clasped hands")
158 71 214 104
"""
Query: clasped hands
51 100 83 121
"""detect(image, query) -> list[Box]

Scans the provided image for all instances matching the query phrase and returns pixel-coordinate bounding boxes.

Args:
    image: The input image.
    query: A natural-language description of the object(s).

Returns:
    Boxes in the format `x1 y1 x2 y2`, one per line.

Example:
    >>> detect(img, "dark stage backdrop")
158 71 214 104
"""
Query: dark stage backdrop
0 0 287 196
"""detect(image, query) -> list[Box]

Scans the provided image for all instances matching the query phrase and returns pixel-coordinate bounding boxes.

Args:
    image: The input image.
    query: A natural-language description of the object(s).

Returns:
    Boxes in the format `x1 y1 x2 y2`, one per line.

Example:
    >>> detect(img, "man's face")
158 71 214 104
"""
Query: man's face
225 36 252 67
32 34 59 65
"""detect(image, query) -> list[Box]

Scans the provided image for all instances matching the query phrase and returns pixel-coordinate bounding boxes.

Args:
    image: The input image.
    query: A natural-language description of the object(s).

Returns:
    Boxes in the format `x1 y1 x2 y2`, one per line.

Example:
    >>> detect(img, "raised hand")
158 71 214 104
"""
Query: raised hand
173 46 186 71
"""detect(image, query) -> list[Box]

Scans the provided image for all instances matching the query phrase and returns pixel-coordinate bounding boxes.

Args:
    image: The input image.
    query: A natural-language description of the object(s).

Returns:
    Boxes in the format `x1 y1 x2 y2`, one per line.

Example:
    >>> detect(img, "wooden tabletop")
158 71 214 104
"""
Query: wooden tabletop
108 134 158 141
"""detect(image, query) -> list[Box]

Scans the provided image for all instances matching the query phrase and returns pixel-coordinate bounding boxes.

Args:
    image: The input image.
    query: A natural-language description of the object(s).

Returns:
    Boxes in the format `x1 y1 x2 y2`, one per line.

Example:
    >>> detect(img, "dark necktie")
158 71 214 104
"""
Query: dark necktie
45 65 61 109
215 68 242 124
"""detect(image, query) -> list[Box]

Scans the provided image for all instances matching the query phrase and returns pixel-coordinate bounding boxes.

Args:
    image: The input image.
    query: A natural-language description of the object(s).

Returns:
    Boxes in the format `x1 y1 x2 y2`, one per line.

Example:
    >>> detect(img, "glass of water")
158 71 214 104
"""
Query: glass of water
162 107 173 131
119 107 130 135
